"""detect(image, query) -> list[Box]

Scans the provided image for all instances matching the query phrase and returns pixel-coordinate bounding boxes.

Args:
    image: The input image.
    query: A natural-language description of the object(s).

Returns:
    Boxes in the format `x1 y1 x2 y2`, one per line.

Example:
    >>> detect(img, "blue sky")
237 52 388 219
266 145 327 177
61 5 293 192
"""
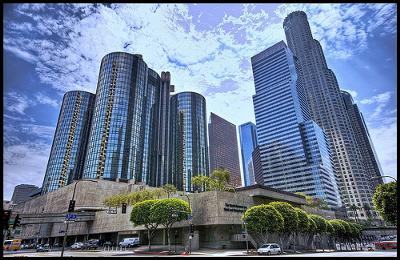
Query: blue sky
3 3 397 200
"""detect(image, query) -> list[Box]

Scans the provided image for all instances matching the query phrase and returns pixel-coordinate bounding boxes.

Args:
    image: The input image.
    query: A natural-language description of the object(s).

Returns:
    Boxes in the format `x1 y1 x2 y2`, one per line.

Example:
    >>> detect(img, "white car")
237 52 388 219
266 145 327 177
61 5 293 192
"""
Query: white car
71 242 85 249
257 243 282 255
119 237 140 247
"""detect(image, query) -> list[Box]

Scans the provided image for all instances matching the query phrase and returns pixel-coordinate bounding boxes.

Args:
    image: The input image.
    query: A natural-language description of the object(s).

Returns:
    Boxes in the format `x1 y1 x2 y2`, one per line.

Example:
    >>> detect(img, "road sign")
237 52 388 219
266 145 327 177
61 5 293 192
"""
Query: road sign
65 213 77 220
106 207 117 214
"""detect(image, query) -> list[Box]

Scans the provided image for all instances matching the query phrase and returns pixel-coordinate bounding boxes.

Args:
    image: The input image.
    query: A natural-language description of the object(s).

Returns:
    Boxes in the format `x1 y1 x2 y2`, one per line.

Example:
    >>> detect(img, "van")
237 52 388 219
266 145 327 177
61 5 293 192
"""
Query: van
119 237 140 247
3 239 22 251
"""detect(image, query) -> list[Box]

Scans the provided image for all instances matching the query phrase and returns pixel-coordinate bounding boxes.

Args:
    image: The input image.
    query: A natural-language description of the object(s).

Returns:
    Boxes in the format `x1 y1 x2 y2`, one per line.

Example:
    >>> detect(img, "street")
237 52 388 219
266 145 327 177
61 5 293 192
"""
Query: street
3 249 397 257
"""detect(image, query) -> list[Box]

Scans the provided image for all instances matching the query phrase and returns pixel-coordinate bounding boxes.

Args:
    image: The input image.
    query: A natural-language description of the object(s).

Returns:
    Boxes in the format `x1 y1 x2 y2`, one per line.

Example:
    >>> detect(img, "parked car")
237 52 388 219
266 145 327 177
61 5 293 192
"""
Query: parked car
257 243 282 255
53 242 61 247
71 242 86 250
85 239 100 250
119 237 140 248
36 244 50 252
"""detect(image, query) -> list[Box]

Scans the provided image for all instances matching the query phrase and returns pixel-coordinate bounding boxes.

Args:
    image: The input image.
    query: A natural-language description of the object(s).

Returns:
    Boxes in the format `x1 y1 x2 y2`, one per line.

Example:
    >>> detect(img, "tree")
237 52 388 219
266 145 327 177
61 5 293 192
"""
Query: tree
242 204 284 245
293 207 309 253
104 188 166 207
151 198 190 252
191 169 233 192
336 219 352 251
328 220 345 251
294 192 314 206
130 200 158 251
162 184 177 198
326 221 335 250
268 202 298 251
308 214 327 251
306 216 318 251
372 182 397 225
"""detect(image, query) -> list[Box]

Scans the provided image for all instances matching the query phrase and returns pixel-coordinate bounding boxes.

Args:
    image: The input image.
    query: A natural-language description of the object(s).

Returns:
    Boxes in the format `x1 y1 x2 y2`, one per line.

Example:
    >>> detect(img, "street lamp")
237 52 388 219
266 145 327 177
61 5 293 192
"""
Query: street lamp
179 193 192 255
243 220 249 254
61 179 97 257
371 176 397 182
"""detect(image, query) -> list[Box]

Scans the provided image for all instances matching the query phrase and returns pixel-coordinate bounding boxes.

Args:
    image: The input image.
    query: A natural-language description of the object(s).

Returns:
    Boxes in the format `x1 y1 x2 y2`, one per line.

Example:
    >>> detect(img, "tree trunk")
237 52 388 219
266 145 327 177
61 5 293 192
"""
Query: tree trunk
167 227 171 252
321 234 325 252
293 232 296 253
148 229 151 251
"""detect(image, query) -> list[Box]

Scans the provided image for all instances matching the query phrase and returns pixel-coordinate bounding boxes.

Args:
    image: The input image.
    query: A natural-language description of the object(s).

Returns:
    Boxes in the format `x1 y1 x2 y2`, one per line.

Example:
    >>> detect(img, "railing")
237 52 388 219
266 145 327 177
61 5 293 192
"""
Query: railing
231 233 258 248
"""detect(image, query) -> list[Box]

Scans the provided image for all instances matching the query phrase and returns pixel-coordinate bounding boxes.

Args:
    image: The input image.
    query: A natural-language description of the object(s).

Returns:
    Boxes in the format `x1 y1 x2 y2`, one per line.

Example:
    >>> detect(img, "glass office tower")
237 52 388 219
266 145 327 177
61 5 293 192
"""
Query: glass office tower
169 92 209 192
239 122 258 186
251 41 341 207
284 11 374 218
341 91 384 198
82 52 158 183
208 112 242 187
42 91 95 194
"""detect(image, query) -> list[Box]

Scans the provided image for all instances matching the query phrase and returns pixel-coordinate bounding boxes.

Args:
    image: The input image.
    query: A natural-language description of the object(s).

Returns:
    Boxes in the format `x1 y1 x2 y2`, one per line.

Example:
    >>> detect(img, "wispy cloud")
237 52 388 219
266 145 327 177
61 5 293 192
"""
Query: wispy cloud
35 92 59 107
342 88 358 99
359 91 391 119
5 91 37 115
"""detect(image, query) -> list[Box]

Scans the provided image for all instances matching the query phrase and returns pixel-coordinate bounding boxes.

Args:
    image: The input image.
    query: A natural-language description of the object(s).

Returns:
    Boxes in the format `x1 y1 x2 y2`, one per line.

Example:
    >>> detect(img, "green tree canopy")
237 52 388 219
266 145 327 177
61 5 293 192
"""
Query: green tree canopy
268 202 298 233
372 182 397 225
307 216 318 234
130 200 158 250
161 184 178 198
308 214 327 234
328 219 345 239
191 169 233 192
242 204 284 243
294 207 309 234
104 188 165 207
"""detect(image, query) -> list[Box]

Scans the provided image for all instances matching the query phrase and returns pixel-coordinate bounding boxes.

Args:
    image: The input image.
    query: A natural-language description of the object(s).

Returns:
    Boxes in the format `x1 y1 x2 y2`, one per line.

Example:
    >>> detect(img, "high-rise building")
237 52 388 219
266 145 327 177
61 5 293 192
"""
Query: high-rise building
169 92 209 192
251 41 341 208
341 90 384 195
41 91 95 194
11 184 41 204
208 113 242 187
82 53 161 185
154 72 175 187
239 122 258 186
284 11 375 218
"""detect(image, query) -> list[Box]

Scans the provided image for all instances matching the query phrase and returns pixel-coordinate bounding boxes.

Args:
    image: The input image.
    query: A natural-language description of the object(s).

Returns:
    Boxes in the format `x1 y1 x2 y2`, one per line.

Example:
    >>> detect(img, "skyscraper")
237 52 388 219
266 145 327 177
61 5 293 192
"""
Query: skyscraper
154 72 175 187
341 90 384 195
169 92 209 192
284 11 375 218
208 113 242 187
11 184 41 204
251 41 341 208
239 122 258 186
82 52 160 185
41 90 95 194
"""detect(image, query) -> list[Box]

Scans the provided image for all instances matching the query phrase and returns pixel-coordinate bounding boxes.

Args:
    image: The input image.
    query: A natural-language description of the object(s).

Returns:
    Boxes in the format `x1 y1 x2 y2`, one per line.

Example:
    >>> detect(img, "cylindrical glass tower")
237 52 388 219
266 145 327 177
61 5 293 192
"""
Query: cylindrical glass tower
41 91 95 194
169 92 209 192
82 52 154 182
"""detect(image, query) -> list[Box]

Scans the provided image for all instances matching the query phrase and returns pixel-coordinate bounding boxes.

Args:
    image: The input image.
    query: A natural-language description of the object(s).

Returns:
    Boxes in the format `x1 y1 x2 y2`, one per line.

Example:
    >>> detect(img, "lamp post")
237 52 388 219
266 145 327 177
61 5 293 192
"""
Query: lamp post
60 179 97 257
243 220 249 254
179 193 192 254
371 176 397 182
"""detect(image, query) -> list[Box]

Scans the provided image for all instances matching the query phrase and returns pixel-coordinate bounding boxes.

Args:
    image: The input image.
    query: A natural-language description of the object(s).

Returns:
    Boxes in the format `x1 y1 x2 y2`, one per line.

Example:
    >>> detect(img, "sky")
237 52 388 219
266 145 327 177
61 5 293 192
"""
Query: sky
3 3 397 200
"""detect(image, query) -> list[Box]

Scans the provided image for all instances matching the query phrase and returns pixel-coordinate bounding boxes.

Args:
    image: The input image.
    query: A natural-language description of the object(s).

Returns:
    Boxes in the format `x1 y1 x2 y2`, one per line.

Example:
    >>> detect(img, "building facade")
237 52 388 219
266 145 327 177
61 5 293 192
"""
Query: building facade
11 184 41 205
238 122 258 187
208 113 242 187
251 41 341 208
341 91 384 196
82 53 160 185
283 11 375 218
41 91 95 194
169 92 209 191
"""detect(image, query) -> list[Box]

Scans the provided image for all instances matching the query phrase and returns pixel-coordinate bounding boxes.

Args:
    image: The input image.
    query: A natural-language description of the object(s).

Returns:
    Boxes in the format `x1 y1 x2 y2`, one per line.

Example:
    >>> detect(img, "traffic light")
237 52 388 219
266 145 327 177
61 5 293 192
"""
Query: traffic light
122 203 127 214
12 214 21 229
189 224 194 234
3 210 11 229
68 200 75 212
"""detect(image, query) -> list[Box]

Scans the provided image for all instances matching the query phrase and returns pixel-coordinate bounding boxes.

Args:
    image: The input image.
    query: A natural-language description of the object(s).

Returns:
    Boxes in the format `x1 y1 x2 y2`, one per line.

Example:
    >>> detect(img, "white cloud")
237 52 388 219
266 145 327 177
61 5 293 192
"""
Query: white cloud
3 142 51 200
35 93 59 107
5 92 37 115
359 91 391 119
342 88 358 99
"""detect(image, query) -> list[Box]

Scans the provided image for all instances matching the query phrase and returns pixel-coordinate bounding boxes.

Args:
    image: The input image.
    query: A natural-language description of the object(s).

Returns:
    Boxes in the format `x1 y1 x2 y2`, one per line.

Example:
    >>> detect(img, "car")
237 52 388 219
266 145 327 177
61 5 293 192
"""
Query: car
53 242 61 247
85 239 100 250
119 237 140 248
71 242 86 250
36 244 50 252
257 243 282 255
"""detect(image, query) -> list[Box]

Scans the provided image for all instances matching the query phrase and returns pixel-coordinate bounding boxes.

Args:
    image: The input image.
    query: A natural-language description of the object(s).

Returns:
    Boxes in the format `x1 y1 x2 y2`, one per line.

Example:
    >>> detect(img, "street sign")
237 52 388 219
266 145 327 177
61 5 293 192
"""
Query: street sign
106 207 117 214
65 213 77 220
